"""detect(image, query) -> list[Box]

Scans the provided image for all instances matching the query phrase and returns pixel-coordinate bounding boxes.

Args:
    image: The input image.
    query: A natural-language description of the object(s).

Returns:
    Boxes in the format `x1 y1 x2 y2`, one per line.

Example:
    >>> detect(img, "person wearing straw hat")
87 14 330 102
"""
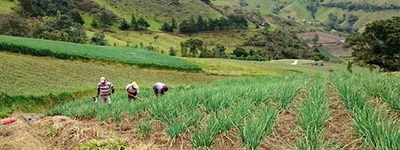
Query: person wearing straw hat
126 81 140 101
97 77 115 104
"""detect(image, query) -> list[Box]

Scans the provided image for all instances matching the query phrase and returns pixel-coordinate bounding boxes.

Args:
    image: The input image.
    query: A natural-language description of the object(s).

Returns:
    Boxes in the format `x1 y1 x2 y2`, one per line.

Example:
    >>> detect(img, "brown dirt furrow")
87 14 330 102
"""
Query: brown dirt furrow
212 128 244 150
260 86 308 150
326 85 363 149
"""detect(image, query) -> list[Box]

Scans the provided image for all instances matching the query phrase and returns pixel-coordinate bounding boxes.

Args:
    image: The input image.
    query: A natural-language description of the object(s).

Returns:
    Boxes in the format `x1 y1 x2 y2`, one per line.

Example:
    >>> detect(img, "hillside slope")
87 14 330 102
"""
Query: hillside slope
214 0 400 32
93 0 224 30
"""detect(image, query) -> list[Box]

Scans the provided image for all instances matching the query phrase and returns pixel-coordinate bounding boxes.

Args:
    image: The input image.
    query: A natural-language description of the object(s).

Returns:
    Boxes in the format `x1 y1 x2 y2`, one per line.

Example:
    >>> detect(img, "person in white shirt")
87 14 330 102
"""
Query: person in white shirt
152 82 168 97
126 82 139 101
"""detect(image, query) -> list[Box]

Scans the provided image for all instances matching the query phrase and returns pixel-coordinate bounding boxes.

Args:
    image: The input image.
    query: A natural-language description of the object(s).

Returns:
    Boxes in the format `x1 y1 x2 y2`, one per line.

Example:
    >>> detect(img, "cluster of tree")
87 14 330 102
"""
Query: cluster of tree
119 14 150 31
346 16 400 71
306 4 318 19
163 15 247 34
178 27 327 61
0 0 111 45
243 29 321 60
160 18 177 32
323 13 358 34
179 39 227 58
179 39 264 61
322 2 400 12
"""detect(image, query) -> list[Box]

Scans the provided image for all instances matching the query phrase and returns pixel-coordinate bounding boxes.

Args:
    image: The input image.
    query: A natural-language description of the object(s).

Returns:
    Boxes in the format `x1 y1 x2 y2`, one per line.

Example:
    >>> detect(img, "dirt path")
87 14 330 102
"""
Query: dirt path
326 85 363 149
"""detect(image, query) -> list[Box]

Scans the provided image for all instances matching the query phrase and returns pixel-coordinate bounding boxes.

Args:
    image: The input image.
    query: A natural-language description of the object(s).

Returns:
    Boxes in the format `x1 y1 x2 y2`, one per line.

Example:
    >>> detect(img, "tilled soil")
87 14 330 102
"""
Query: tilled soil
326 85 364 149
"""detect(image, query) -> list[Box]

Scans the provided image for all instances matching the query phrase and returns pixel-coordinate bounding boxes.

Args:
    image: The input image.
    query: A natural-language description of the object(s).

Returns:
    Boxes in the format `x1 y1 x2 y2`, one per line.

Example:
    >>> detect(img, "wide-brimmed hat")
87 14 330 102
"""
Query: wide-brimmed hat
132 82 138 88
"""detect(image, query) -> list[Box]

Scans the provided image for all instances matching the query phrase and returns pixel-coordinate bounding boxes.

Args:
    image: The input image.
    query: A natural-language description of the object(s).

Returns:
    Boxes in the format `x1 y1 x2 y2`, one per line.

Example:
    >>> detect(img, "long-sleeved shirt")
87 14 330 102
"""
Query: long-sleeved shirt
98 81 114 96
126 84 139 95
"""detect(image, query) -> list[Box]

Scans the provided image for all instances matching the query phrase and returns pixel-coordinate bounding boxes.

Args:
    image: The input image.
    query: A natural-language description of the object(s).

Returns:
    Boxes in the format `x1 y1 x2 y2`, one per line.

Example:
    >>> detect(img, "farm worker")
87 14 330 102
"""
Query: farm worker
126 81 139 101
153 82 168 97
97 77 115 104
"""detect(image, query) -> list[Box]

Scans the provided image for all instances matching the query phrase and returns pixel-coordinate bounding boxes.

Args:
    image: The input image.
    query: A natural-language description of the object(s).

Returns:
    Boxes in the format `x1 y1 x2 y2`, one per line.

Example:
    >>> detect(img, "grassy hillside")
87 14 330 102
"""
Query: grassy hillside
214 0 400 31
0 35 201 71
93 0 224 30
0 0 16 14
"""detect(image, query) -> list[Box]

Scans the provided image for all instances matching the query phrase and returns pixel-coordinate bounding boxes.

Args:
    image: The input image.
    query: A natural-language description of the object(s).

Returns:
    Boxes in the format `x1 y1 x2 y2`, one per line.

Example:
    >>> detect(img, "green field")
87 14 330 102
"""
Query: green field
316 47 344 63
0 52 222 96
0 35 201 71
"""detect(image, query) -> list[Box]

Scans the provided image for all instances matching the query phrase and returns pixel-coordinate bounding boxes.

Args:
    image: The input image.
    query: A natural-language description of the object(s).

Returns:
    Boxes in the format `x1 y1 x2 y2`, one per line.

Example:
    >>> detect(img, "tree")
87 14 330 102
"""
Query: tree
0 13 31 37
70 9 84 25
160 22 172 32
312 34 319 44
98 12 113 27
196 15 205 31
233 47 248 57
91 19 99 28
200 0 210 4
91 32 108 46
169 47 177 56
137 17 150 29
119 18 130 30
184 39 203 57
131 14 138 30
171 18 177 30
346 16 400 71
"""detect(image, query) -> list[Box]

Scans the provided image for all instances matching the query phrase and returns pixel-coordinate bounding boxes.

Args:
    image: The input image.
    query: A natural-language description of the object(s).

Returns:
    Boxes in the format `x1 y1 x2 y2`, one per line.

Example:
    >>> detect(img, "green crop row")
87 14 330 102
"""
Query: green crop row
47 74 310 149
0 35 201 71
331 72 400 149
359 72 400 111
298 73 330 149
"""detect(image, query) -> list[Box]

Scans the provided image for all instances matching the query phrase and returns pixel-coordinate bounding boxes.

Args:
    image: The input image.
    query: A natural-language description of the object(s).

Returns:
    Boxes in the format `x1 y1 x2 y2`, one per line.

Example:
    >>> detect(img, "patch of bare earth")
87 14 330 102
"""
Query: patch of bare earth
260 87 307 149
324 45 353 57
297 31 345 43
0 113 197 150
326 85 364 149
297 31 353 57
212 128 244 150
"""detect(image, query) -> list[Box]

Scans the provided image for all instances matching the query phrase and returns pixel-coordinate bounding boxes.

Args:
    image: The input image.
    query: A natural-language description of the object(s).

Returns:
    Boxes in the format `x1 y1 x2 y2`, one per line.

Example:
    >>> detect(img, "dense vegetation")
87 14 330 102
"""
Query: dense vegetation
322 2 400 12
346 16 400 71
160 14 248 34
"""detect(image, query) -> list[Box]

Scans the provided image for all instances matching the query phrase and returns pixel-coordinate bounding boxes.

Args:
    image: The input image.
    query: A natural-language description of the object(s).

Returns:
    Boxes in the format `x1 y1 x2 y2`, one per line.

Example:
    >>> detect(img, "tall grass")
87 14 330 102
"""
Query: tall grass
298 73 329 149
330 72 400 149
0 35 201 71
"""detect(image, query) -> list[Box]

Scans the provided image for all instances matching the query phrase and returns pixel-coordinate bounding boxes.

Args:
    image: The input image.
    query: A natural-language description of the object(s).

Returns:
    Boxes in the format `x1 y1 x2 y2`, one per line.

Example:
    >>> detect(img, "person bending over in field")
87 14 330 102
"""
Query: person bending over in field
97 77 115 104
126 81 139 101
153 82 168 97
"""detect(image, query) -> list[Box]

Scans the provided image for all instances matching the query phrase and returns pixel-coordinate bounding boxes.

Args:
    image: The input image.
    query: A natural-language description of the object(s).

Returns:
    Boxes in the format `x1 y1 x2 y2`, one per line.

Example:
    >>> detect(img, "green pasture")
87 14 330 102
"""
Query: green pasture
316 47 344 63
0 35 201 71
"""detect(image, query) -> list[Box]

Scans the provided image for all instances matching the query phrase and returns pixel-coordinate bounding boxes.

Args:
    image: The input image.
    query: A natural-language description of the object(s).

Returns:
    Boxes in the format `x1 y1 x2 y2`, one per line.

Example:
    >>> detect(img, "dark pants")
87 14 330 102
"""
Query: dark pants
128 93 137 101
